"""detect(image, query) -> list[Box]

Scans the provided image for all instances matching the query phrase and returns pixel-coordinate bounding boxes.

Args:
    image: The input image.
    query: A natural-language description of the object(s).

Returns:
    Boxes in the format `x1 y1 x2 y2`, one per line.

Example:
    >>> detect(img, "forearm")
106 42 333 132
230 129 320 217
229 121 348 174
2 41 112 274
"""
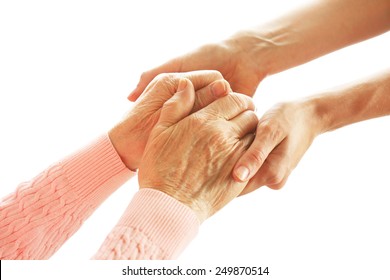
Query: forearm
229 0 390 78
308 70 390 134
0 135 133 259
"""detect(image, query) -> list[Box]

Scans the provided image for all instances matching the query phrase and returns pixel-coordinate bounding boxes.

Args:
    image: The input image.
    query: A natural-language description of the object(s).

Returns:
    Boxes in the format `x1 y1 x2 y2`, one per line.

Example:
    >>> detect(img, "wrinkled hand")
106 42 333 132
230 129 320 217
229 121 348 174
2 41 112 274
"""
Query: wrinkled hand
233 101 321 194
128 39 264 101
139 79 258 222
109 71 231 170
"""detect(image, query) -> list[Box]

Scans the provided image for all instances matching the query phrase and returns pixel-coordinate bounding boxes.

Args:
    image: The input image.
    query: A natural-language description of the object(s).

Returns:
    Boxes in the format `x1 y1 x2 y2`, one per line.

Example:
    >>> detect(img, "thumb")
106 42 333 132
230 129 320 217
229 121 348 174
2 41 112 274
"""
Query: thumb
156 78 195 130
232 122 285 182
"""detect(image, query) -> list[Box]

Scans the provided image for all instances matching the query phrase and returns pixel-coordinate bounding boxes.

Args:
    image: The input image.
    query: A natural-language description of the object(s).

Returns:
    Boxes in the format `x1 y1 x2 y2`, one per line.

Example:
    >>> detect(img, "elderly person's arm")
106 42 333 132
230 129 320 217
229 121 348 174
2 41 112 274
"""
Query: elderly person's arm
94 80 257 259
0 71 229 259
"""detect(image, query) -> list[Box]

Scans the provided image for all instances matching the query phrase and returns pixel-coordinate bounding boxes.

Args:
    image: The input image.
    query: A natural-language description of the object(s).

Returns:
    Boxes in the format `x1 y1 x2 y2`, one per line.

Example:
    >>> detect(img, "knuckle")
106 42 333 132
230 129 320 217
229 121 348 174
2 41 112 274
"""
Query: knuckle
192 70 224 89
268 181 286 190
257 121 273 135
271 125 284 143
247 97 255 109
265 166 284 185
247 148 266 167
258 120 284 142
247 110 259 124
229 93 255 111
209 69 223 79
197 69 223 79
155 73 172 83
237 94 254 109
228 93 247 111
154 73 179 91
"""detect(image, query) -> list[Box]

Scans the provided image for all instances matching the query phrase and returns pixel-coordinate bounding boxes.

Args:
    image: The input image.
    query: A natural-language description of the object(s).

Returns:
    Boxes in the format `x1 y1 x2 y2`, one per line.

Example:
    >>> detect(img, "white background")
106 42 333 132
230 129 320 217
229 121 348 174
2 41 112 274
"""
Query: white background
0 0 389 279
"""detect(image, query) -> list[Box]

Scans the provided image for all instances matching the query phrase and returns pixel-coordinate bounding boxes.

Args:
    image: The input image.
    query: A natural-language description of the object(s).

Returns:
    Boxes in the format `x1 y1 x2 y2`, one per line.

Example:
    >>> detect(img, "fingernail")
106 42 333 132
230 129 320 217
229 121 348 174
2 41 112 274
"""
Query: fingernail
235 166 250 182
177 79 188 92
211 80 226 97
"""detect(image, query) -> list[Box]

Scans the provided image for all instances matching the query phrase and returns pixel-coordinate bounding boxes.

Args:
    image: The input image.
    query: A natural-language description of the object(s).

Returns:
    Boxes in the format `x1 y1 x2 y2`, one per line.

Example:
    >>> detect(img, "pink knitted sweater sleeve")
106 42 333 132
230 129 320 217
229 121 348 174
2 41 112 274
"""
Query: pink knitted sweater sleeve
0 135 133 259
0 134 200 260
93 188 199 260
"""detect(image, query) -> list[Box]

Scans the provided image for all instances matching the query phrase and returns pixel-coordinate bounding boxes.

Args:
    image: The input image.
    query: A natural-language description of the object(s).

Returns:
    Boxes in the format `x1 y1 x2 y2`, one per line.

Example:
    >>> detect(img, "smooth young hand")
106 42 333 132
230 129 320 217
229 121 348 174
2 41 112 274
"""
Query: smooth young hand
235 101 320 193
128 41 265 101
236 69 390 193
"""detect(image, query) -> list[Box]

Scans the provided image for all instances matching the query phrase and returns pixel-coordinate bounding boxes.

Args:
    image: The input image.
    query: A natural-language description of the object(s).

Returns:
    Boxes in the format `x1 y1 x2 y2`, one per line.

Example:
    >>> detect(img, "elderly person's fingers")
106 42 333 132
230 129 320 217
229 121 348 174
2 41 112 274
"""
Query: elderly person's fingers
155 78 195 131
229 110 258 138
195 92 255 121
192 79 231 113
136 70 224 102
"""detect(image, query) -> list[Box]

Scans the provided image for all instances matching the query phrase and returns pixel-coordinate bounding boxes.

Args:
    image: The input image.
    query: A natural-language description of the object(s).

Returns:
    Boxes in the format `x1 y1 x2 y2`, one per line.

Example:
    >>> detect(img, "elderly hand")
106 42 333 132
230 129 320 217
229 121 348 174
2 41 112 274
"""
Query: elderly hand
109 71 231 170
128 37 265 101
233 100 321 193
139 79 258 222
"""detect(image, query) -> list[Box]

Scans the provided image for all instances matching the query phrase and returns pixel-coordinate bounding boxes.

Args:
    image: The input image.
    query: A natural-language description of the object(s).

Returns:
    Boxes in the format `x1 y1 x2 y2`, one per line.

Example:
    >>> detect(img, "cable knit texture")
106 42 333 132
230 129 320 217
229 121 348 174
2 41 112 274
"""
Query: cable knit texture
0 135 199 260
0 135 133 259
93 188 199 260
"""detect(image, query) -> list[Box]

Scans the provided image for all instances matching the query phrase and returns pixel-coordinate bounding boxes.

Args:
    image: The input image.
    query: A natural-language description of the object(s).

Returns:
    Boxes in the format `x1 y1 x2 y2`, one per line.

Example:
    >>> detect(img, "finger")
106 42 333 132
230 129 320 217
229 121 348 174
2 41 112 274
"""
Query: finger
196 92 255 121
128 58 181 101
183 70 224 91
230 133 256 194
156 78 195 130
246 149 289 191
239 167 289 196
129 69 224 102
240 132 256 150
192 79 231 113
256 145 289 188
232 120 286 182
267 175 288 190
229 110 258 138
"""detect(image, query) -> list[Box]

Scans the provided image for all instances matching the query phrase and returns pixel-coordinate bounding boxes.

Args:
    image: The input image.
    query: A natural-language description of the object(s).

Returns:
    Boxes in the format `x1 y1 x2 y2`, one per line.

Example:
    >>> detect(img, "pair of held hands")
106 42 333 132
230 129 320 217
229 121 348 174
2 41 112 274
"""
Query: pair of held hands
110 70 319 222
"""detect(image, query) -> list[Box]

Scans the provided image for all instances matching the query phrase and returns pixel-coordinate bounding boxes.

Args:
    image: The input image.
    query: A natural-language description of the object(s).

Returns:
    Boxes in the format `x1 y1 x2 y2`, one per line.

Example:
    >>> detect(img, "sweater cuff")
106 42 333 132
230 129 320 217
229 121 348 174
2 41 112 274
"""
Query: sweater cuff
61 134 135 209
119 188 199 259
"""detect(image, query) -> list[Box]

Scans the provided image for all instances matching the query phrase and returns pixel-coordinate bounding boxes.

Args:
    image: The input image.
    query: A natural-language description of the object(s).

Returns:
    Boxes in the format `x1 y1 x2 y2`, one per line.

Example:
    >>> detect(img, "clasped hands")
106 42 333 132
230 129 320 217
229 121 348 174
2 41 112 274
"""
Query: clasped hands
109 70 318 222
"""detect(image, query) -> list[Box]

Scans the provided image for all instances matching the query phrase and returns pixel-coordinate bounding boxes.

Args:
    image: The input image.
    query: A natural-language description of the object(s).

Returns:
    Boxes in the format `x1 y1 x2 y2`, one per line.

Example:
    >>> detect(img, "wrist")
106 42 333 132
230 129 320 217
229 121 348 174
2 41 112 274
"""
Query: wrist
108 116 146 171
224 31 276 82
298 97 330 136
139 184 208 223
